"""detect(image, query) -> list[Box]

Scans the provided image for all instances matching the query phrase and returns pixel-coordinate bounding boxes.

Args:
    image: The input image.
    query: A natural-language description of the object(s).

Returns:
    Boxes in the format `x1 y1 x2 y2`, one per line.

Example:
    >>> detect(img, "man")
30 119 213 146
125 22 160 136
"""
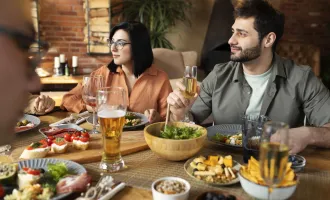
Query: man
25 94 55 115
167 0 330 154
0 0 42 145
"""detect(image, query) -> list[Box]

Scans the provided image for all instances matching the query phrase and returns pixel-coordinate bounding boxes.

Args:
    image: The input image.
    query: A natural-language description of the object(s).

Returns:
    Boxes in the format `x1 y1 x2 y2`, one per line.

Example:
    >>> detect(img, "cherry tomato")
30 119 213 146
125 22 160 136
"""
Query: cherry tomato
47 135 55 140
64 133 72 142
46 138 53 146
79 137 89 143
81 132 90 139
73 136 80 141
75 131 81 137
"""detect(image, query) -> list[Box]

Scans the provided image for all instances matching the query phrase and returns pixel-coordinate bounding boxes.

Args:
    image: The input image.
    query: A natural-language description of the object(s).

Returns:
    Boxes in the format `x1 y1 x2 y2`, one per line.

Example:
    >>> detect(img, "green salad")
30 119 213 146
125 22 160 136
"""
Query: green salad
160 125 202 140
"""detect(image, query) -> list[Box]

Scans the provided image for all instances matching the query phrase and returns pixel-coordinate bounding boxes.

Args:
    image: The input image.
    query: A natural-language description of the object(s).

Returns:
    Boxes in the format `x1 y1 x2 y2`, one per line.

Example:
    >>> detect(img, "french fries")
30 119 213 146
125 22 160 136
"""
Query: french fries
240 156 297 187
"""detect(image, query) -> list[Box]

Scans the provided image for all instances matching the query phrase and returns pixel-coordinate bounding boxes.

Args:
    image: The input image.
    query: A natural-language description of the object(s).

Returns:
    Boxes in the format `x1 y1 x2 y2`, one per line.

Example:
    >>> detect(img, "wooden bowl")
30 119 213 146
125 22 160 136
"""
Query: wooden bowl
144 122 207 161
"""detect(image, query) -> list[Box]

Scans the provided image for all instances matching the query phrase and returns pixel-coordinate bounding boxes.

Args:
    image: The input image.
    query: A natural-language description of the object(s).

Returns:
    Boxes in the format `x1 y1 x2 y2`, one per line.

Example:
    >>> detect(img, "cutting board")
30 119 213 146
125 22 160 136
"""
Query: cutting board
11 131 149 164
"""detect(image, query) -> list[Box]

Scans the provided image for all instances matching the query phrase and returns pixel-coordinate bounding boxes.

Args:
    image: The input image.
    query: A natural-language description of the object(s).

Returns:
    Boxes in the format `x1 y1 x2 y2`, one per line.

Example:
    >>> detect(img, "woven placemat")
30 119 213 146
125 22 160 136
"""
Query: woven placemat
83 146 330 200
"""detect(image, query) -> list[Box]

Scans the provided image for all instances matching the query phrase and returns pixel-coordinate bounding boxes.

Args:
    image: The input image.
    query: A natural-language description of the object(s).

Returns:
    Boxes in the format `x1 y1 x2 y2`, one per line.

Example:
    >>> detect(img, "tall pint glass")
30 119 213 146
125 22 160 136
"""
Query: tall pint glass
97 87 127 172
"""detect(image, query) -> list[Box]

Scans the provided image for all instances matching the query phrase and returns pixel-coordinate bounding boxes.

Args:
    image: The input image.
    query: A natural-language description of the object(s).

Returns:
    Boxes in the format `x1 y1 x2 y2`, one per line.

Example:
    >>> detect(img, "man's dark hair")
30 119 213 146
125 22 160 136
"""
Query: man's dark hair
233 0 285 51
108 21 153 78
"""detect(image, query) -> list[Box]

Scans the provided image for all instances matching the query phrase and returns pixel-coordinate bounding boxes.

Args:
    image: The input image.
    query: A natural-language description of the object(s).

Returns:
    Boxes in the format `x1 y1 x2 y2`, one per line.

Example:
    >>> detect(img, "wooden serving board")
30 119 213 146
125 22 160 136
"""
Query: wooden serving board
11 131 149 164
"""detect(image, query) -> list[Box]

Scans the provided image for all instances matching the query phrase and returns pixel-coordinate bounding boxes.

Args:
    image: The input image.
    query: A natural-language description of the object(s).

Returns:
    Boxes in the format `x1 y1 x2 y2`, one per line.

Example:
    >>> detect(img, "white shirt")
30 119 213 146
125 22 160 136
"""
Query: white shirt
244 67 273 116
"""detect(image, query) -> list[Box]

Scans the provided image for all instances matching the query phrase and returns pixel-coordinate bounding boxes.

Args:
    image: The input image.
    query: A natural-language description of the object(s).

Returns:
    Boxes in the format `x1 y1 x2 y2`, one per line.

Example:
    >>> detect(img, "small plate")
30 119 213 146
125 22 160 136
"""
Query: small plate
18 158 87 200
39 124 84 138
86 112 149 129
207 124 242 148
183 156 241 186
15 114 41 133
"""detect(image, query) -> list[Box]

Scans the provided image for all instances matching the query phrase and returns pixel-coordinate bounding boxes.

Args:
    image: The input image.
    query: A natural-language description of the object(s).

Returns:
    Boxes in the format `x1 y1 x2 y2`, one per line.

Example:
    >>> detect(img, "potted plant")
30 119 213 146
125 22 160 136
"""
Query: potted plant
112 0 192 49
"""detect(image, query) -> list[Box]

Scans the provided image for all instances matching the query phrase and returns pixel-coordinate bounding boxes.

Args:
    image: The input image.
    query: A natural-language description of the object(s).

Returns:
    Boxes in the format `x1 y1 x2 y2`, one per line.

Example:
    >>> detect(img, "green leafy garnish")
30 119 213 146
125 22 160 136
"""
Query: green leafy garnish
212 133 229 142
47 163 68 182
160 126 202 140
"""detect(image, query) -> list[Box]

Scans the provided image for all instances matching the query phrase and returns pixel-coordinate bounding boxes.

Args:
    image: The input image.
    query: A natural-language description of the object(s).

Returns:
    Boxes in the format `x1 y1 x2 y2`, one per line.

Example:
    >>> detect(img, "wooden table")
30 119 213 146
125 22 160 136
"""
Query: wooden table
10 110 330 200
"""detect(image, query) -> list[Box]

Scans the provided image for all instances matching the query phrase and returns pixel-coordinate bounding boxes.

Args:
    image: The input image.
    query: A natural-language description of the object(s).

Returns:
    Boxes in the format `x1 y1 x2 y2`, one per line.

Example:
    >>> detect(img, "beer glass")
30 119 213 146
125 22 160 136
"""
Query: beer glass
97 87 127 172
260 121 289 199
182 66 197 122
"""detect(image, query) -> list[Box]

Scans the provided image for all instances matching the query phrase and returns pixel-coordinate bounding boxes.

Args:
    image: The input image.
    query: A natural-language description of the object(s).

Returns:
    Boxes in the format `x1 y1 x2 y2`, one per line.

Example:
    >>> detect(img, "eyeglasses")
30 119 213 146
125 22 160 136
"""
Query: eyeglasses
107 39 131 50
0 25 49 79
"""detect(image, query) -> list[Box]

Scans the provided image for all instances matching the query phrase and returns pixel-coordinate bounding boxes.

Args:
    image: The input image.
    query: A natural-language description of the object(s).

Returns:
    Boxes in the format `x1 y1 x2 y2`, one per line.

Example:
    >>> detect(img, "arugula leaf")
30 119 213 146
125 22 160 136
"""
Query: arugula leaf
47 163 68 182
160 126 202 140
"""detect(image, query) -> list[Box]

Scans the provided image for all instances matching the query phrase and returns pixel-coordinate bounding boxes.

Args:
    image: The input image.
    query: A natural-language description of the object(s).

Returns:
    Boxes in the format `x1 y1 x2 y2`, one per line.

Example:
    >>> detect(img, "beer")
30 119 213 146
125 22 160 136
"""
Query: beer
259 142 289 185
98 109 126 169
182 77 197 99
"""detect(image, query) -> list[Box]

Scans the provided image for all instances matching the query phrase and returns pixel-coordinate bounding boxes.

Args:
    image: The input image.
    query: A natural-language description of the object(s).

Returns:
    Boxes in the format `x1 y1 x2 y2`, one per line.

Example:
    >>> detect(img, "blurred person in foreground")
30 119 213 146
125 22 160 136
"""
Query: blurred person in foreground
61 21 172 123
167 0 330 154
0 0 44 145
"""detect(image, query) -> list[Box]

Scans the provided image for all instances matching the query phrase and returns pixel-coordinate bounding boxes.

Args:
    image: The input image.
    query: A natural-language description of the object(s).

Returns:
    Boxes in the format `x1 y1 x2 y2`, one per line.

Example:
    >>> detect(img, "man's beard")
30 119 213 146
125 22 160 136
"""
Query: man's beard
230 43 261 63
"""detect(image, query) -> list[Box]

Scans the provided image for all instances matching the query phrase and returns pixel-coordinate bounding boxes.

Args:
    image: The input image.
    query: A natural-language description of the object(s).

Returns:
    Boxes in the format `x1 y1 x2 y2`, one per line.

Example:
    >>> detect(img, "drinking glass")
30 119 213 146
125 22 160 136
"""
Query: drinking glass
242 115 269 163
259 121 289 200
181 66 198 122
82 75 104 134
97 87 127 172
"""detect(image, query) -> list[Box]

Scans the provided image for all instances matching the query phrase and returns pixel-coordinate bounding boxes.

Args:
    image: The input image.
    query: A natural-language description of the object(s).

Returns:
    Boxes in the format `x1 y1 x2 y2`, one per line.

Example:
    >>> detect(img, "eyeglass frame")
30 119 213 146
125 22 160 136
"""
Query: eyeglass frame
0 25 49 76
107 39 131 50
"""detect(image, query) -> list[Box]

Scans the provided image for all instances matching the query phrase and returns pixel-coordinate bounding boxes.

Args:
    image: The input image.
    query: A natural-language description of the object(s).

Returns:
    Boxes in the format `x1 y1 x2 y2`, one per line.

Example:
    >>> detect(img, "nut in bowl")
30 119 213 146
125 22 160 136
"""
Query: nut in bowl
238 157 298 200
144 122 207 161
151 177 191 200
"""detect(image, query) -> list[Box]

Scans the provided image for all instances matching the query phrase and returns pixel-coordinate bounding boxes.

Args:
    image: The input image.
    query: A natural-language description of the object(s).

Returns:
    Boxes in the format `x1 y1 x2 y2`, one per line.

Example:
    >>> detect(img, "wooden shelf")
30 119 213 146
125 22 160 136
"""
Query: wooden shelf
40 75 83 84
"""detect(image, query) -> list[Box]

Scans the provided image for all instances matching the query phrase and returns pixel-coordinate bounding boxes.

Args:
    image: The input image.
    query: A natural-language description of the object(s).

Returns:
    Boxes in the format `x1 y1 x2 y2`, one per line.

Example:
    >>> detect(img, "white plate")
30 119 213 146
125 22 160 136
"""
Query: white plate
18 158 87 200
184 156 241 186
15 114 41 133
86 112 149 129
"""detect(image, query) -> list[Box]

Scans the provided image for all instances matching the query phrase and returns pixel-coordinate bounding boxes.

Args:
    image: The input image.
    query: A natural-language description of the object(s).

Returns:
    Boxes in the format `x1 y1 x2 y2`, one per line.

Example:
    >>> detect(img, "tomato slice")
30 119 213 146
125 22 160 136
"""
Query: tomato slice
27 168 41 176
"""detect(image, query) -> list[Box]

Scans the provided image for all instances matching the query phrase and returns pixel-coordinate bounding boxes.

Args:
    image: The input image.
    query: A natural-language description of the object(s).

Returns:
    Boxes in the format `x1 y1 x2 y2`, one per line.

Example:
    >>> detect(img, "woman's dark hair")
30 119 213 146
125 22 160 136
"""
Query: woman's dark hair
108 21 153 78
233 0 285 51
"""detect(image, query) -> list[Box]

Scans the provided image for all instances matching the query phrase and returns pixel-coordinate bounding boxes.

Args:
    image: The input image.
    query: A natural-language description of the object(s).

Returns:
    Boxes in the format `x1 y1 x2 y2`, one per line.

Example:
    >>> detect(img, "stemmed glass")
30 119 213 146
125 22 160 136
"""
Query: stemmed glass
82 75 104 134
181 66 198 122
259 121 289 200
97 87 127 172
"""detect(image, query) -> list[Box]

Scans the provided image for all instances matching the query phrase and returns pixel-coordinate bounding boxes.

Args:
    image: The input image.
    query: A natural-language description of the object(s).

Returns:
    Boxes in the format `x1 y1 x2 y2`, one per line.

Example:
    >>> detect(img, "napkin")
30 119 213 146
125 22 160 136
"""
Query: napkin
50 111 90 127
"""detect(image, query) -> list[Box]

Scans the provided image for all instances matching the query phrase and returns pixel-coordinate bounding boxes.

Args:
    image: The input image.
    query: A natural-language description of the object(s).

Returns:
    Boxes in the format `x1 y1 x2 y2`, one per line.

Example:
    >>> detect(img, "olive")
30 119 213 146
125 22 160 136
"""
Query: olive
22 119 28 125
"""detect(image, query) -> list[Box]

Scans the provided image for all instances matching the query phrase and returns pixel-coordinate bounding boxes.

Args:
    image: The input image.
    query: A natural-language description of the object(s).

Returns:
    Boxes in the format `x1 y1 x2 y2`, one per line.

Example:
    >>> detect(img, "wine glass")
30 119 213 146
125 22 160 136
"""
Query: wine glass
181 65 198 122
259 121 289 200
97 87 127 172
82 75 104 134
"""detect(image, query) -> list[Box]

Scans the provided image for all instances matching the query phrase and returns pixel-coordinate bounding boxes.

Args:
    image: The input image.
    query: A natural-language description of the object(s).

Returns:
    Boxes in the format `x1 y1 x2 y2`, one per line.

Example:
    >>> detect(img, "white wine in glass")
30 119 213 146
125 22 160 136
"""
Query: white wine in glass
82 75 104 134
259 121 289 200
182 66 197 122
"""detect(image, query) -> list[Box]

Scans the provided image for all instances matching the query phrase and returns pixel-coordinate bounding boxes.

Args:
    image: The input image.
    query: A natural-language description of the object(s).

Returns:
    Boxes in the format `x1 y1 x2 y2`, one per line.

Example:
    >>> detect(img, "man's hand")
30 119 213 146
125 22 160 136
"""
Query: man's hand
271 127 312 154
166 81 199 121
33 95 55 115
144 109 161 123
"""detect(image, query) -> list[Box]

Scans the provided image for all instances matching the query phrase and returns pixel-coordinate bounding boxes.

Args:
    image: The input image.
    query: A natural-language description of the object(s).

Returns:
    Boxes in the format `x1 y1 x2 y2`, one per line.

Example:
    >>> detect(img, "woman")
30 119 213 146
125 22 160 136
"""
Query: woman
61 21 172 123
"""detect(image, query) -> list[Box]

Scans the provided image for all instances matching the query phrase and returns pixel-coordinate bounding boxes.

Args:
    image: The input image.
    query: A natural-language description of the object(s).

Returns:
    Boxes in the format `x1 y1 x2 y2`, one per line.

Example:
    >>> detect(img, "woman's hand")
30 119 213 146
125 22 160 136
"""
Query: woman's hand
144 109 161 123
33 95 55 115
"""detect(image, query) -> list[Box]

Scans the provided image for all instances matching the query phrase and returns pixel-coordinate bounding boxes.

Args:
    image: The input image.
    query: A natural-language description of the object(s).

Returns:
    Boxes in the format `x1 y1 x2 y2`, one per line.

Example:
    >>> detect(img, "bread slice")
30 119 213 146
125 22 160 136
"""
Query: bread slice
20 147 49 159
51 143 68 154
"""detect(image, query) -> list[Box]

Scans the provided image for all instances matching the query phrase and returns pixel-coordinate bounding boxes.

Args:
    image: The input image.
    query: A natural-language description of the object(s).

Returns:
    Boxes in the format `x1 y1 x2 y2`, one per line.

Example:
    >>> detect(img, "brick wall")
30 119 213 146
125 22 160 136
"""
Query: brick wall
279 0 330 83
39 0 118 74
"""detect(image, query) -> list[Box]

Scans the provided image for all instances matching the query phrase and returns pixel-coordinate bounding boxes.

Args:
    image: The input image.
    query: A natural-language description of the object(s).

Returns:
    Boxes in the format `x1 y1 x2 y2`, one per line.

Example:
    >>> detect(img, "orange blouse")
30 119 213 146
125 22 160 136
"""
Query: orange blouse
60 64 173 120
